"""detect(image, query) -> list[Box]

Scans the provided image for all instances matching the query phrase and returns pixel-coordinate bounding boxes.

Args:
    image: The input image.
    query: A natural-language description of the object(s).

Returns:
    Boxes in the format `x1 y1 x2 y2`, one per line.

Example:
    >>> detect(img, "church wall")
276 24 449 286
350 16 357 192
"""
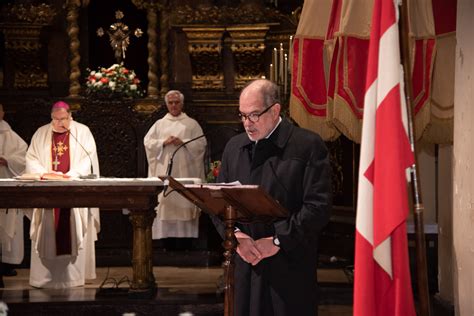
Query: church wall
453 0 474 314
415 141 437 225
437 144 454 304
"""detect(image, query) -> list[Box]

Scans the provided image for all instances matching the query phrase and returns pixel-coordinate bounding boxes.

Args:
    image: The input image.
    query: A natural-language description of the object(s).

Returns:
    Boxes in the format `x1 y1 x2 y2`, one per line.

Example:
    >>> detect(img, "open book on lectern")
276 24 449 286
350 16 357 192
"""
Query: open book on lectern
160 176 288 222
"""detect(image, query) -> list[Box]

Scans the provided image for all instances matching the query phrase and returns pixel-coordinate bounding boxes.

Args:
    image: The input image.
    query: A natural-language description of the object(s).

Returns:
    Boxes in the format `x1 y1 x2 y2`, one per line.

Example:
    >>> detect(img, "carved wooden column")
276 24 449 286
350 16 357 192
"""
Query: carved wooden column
182 27 225 90
222 205 237 316
145 7 160 98
0 3 56 89
132 0 164 98
66 1 82 98
128 209 157 297
132 0 166 113
227 25 269 89
159 10 170 96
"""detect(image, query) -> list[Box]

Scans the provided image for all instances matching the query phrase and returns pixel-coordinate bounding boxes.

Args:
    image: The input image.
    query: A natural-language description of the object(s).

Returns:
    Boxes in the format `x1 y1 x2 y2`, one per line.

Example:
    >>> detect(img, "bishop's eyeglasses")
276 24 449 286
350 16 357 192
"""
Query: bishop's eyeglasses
238 102 277 123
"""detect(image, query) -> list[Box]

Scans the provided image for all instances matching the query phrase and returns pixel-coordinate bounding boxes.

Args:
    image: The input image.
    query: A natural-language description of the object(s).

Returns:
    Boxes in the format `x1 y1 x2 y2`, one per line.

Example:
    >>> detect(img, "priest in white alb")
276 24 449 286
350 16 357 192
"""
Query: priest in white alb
25 101 100 289
144 90 206 239
0 104 28 277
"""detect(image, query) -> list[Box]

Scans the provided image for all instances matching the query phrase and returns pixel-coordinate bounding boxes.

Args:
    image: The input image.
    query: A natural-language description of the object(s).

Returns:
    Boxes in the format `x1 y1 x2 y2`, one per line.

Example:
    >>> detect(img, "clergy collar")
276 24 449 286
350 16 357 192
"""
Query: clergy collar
241 118 293 150
265 118 293 150
255 116 282 145
164 112 188 121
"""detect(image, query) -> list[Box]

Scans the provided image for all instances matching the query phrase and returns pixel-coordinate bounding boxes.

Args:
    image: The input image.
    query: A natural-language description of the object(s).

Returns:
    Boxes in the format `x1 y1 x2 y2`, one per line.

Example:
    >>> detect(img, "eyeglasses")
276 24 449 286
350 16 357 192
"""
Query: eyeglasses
51 117 70 123
238 102 277 123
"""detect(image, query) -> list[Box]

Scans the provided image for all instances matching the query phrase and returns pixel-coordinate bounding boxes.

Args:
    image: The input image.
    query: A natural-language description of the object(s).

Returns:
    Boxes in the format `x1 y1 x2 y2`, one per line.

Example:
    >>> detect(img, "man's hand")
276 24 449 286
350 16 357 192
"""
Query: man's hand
249 237 280 265
255 237 280 259
0 157 7 167
235 231 262 266
235 233 281 266
164 136 184 147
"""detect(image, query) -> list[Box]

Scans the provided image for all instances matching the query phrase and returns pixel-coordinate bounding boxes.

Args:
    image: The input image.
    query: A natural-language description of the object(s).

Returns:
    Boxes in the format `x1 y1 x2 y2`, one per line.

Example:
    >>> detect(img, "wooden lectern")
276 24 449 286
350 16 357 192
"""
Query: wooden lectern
160 176 288 316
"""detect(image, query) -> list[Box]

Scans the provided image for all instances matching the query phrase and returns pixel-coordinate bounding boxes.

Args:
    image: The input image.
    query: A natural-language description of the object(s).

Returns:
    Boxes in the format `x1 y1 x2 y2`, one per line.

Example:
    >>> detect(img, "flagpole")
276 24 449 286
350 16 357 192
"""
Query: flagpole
399 2 431 316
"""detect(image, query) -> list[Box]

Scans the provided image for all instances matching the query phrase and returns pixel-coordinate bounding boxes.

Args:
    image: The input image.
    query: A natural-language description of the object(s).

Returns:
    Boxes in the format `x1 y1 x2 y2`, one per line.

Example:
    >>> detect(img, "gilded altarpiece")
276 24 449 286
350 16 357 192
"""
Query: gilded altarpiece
0 3 56 89
182 27 225 90
227 25 269 89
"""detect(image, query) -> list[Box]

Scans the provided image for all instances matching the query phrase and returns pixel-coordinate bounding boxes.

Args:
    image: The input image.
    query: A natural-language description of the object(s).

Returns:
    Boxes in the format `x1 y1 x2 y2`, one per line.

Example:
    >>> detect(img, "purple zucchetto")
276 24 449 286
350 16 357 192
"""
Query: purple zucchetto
51 101 70 111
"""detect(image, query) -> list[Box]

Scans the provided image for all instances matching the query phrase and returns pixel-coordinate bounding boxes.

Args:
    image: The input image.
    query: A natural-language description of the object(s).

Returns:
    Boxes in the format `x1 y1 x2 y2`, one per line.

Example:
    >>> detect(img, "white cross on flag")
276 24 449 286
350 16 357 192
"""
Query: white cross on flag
353 0 417 315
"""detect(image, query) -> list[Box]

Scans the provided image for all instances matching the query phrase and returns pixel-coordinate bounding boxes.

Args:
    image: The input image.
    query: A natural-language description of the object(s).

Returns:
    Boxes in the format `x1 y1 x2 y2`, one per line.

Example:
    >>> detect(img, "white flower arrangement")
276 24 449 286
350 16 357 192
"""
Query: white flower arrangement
85 63 144 98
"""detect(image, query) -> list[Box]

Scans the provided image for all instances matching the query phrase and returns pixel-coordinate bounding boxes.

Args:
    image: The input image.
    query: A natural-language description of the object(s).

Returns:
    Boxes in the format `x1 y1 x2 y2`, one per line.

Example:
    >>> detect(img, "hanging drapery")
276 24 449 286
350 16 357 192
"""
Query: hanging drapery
406 0 436 141
414 0 456 143
290 0 456 144
290 0 340 141
325 0 373 142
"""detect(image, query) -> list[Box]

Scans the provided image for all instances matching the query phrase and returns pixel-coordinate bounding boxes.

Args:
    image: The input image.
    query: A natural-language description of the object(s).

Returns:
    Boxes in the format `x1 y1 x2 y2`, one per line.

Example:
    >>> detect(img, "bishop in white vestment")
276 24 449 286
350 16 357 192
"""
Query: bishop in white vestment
0 104 28 267
144 90 206 239
25 101 100 289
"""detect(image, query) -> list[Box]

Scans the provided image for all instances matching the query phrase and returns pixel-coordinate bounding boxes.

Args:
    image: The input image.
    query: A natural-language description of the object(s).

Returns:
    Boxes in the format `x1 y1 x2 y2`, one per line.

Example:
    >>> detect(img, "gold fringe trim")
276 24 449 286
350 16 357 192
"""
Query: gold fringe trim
415 99 453 144
421 116 453 145
414 100 431 141
329 94 362 143
289 95 340 141
290 91 452 145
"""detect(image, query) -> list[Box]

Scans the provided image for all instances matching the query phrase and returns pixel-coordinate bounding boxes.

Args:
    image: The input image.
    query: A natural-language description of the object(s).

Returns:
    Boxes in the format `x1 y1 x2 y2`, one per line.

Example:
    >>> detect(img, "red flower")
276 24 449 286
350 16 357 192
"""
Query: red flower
206 161 221 183
211 161 221 177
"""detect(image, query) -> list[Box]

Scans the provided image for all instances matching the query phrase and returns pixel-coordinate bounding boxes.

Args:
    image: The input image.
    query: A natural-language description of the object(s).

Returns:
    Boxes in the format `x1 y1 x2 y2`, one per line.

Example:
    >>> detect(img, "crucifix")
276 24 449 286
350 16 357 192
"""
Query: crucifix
96 10 143 63
52 157 60 170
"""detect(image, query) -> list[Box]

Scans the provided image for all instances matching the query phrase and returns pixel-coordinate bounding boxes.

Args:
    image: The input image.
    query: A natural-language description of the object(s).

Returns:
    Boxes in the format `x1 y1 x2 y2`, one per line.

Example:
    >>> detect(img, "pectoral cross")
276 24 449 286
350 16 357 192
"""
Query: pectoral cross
55 142 68 157
52 156 60 171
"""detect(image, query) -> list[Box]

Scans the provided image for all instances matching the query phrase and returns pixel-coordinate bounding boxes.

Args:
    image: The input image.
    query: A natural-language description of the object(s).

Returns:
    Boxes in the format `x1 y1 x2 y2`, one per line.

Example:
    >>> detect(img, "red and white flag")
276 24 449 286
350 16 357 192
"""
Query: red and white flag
354 0 416 315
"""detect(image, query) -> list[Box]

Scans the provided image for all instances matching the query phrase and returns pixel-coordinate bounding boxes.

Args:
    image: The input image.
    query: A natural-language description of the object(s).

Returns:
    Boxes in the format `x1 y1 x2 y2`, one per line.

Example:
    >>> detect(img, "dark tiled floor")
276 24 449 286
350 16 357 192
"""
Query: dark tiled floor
0 267 452 315
0 266 353 315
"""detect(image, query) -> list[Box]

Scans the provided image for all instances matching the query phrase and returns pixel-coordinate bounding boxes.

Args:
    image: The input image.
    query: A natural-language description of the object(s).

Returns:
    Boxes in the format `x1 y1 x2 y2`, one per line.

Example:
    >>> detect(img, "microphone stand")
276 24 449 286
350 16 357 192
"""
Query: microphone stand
163 126 240 195
67 129 97 179
163 135 204 196
166 134 206 177
165 126 241 177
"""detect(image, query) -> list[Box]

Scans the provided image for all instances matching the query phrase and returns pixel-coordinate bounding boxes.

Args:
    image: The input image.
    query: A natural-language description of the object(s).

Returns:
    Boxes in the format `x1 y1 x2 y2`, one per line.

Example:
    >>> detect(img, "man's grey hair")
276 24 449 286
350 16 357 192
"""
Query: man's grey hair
242 79 280 108
165 90 184 104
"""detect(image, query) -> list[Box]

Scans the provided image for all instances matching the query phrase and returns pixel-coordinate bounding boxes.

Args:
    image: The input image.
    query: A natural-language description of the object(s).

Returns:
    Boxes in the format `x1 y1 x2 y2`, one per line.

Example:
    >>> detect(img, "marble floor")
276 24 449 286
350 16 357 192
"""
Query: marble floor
0 266 353 315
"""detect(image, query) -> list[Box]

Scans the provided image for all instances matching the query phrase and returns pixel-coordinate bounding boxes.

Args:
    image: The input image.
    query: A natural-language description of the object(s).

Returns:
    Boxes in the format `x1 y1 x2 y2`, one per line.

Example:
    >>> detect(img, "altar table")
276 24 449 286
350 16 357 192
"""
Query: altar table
0 177 164 297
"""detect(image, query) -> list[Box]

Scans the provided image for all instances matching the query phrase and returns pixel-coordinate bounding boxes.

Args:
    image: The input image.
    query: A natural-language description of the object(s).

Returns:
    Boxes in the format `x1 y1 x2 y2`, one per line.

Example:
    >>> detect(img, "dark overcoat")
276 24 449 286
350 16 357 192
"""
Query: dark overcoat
212 118 332 316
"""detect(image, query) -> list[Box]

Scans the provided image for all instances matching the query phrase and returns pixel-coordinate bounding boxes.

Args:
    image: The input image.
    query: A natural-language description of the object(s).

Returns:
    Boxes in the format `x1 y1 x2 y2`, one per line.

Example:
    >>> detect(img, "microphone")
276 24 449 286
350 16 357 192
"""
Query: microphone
67 129 97 179
165 126 240 178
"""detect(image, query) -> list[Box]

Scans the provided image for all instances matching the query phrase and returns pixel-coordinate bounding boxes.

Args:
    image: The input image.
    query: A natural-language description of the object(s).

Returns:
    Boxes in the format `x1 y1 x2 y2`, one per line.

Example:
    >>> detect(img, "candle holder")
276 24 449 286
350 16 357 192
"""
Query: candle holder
268 35 294 106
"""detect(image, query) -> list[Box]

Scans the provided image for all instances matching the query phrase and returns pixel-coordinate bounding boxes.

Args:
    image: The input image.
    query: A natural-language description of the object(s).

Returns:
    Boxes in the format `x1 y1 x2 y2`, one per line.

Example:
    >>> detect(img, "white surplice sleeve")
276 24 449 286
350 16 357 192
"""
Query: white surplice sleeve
144 120 166 176
0 122 27 177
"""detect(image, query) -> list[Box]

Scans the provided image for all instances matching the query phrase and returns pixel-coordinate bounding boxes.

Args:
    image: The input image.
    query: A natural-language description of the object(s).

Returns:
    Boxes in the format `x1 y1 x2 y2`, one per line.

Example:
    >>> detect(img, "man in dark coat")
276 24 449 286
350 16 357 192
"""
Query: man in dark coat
212 79 332 316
